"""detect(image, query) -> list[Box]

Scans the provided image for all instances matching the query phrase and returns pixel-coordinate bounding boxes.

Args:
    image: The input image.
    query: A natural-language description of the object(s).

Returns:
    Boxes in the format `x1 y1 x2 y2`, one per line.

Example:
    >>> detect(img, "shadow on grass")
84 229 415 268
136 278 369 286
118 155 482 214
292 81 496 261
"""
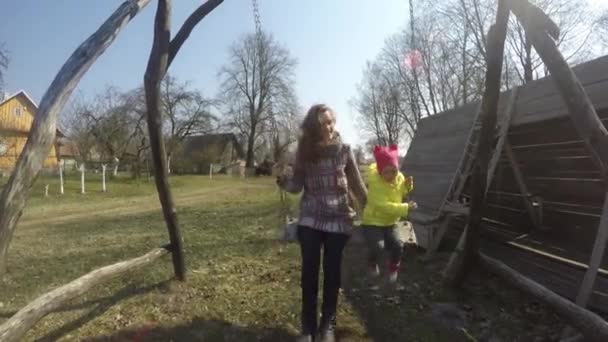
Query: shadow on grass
82 318 295 342
31 281 172 342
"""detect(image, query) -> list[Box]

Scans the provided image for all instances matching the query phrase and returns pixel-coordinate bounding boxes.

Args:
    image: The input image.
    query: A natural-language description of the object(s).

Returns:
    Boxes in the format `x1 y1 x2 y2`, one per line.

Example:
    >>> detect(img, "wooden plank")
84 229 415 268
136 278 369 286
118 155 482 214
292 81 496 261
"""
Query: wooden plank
413 57 608 132
514 80 608 126
504 155 596 173
413 102 479 137
513 56 608 104
487 87 520 186
504 140 541 228
490 174 605 203
443 202 470 215
511 2 608 177
405 135 471 156
478 251 608 342
508 120 582 146
575 192 608 308
482 241 608 312
428 89 520 259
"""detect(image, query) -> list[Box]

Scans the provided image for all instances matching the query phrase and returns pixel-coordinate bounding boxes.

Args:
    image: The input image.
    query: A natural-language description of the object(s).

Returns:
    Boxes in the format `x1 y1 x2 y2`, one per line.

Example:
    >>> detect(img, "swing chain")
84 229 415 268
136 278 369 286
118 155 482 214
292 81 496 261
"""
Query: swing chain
251 0 263 41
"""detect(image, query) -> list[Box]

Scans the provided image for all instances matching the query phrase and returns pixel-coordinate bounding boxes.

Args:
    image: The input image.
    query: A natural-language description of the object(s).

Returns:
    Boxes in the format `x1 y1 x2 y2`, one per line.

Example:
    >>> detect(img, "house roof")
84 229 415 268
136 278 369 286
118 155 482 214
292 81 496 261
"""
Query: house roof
182 133 246 160
57 140 79 159
0 89 65 137
0 89 39 109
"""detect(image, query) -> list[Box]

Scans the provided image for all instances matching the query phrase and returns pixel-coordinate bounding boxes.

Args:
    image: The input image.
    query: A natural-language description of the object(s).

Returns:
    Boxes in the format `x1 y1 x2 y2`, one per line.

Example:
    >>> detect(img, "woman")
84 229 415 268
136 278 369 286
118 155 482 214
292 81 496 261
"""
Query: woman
278 104 367 342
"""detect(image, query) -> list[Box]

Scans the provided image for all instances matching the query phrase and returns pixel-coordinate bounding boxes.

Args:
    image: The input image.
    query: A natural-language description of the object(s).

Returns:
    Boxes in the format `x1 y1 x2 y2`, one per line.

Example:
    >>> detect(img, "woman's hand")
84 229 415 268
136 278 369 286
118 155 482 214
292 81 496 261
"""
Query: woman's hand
408 201 418 210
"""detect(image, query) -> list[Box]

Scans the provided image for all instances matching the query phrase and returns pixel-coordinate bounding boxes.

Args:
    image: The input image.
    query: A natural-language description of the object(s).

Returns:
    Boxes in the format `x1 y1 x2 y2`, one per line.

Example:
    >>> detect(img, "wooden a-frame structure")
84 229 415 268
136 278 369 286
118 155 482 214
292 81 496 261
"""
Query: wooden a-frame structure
402 0 608 340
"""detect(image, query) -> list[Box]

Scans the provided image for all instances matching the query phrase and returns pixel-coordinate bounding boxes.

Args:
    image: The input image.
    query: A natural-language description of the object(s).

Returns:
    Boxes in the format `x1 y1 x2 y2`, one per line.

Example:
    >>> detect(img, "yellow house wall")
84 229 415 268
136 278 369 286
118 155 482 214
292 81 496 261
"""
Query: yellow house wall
0 94 58 170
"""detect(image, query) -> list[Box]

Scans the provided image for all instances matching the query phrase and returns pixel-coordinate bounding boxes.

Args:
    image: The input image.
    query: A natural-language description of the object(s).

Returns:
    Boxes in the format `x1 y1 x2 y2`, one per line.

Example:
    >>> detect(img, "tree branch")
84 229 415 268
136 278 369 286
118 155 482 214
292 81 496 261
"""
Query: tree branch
167 0 224 69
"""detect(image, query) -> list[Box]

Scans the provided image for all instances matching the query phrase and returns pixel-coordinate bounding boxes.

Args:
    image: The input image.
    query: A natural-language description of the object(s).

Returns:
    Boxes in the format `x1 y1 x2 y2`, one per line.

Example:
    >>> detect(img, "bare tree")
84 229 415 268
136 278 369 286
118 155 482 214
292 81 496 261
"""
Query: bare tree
0 43 8 95
264 89 301 163
353 61 412 146
505 0 594 84
218 31 298 167
597 10 608 47
62 95 98 163
160 75 216 173
354 0 599 143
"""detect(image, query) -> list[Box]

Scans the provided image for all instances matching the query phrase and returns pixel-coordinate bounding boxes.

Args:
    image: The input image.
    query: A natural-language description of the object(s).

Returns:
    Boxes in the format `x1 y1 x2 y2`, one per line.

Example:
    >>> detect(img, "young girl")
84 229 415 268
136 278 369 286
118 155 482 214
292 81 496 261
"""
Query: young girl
361 144 416 286
277 104 367 342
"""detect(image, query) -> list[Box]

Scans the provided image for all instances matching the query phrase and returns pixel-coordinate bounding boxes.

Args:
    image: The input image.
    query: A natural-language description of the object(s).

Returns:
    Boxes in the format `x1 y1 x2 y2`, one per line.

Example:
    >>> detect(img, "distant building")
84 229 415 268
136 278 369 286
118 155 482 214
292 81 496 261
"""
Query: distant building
175 133 245 174
0 90 60 171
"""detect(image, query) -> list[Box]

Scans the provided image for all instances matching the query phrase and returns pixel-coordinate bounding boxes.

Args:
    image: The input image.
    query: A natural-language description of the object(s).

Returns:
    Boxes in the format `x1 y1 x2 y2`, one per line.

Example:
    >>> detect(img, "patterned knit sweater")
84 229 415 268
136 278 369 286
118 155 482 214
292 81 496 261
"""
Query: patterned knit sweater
281 142 367 235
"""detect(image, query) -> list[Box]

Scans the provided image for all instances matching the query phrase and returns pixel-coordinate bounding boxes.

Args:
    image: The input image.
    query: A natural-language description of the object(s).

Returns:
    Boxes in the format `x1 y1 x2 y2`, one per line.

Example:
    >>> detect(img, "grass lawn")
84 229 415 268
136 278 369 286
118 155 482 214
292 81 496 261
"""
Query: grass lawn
0 174 563 341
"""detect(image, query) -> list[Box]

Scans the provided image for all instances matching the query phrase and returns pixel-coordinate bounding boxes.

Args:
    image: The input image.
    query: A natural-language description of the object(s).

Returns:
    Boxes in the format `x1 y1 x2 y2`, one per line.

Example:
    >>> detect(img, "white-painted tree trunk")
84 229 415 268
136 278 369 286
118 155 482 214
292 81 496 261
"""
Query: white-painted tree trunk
44 185 49 198
209 163 213 179
145 158 151 182
59 162 64 195
101 164 107 192
80 163 86 194
167 154 172 175
113 157 119 177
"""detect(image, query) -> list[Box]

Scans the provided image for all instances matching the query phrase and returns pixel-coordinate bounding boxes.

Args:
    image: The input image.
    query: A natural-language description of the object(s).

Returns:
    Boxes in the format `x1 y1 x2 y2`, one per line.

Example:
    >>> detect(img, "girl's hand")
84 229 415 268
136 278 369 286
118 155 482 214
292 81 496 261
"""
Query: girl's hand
408 201 418 210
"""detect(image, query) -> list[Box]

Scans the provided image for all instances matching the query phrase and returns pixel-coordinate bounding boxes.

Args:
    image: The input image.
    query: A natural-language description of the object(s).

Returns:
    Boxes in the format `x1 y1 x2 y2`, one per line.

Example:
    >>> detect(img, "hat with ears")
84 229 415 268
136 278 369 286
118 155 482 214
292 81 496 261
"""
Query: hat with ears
373 144 399 173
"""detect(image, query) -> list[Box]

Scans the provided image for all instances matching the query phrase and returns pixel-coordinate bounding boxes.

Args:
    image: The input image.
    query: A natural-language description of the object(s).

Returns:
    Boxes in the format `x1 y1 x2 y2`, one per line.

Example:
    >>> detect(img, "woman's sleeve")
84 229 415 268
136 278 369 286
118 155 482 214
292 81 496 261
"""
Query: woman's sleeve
281 159 305 194
345 146 368 206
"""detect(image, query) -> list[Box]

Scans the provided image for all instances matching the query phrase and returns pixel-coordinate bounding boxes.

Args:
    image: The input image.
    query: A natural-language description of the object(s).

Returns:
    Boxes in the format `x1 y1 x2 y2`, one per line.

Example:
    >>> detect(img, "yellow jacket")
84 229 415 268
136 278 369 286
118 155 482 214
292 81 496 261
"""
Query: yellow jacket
361 163 414 227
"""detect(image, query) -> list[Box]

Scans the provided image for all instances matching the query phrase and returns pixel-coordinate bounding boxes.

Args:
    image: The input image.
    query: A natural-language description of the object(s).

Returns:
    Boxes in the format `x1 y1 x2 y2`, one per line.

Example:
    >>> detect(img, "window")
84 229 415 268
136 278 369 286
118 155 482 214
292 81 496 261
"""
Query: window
14 107 21 117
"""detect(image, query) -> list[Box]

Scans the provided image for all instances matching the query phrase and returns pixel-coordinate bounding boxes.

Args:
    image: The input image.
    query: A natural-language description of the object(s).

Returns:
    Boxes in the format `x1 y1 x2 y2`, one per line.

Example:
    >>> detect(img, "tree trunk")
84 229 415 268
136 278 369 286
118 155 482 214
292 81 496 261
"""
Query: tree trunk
144 0 186 281
101 164 107 192
444 0 510 287
246 131 256 168
80 163 86 194
167 153 171 174
0 0 151 278
59 163 64 195
113 158 119 177
524 36 533 83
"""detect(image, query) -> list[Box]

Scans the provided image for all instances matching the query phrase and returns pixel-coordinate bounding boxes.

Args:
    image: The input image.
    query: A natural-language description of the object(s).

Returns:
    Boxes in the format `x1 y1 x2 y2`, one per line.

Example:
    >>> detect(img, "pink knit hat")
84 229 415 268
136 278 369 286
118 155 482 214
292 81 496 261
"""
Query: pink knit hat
373 144 399 173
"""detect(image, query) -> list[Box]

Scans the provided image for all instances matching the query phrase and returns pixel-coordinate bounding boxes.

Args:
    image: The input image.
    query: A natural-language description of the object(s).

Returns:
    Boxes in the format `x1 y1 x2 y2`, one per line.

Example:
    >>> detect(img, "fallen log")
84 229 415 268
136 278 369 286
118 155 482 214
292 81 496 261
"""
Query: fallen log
0 247 169 342
479 252 608 342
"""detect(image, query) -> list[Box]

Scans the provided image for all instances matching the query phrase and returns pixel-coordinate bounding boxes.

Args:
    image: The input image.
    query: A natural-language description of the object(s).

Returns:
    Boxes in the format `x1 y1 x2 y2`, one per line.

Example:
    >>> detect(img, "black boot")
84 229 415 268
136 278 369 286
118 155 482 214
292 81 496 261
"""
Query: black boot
317 315 336 342
300 315 317 342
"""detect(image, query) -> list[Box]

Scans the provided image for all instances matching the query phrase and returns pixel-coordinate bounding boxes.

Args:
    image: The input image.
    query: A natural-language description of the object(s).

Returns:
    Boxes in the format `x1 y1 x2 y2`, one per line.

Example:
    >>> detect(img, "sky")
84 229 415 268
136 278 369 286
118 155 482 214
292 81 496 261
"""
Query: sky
1 0 607 147
0 0 411 147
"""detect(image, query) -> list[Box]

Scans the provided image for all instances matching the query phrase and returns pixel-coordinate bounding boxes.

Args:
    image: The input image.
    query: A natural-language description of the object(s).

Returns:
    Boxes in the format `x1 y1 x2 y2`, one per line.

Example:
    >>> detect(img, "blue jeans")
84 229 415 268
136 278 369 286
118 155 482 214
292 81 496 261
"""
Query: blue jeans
298 225 349 335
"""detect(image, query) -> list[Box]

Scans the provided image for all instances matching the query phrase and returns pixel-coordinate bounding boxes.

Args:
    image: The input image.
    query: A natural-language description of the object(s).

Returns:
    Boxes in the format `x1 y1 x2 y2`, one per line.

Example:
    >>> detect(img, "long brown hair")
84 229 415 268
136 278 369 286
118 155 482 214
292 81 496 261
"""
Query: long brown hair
296 104 339 164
